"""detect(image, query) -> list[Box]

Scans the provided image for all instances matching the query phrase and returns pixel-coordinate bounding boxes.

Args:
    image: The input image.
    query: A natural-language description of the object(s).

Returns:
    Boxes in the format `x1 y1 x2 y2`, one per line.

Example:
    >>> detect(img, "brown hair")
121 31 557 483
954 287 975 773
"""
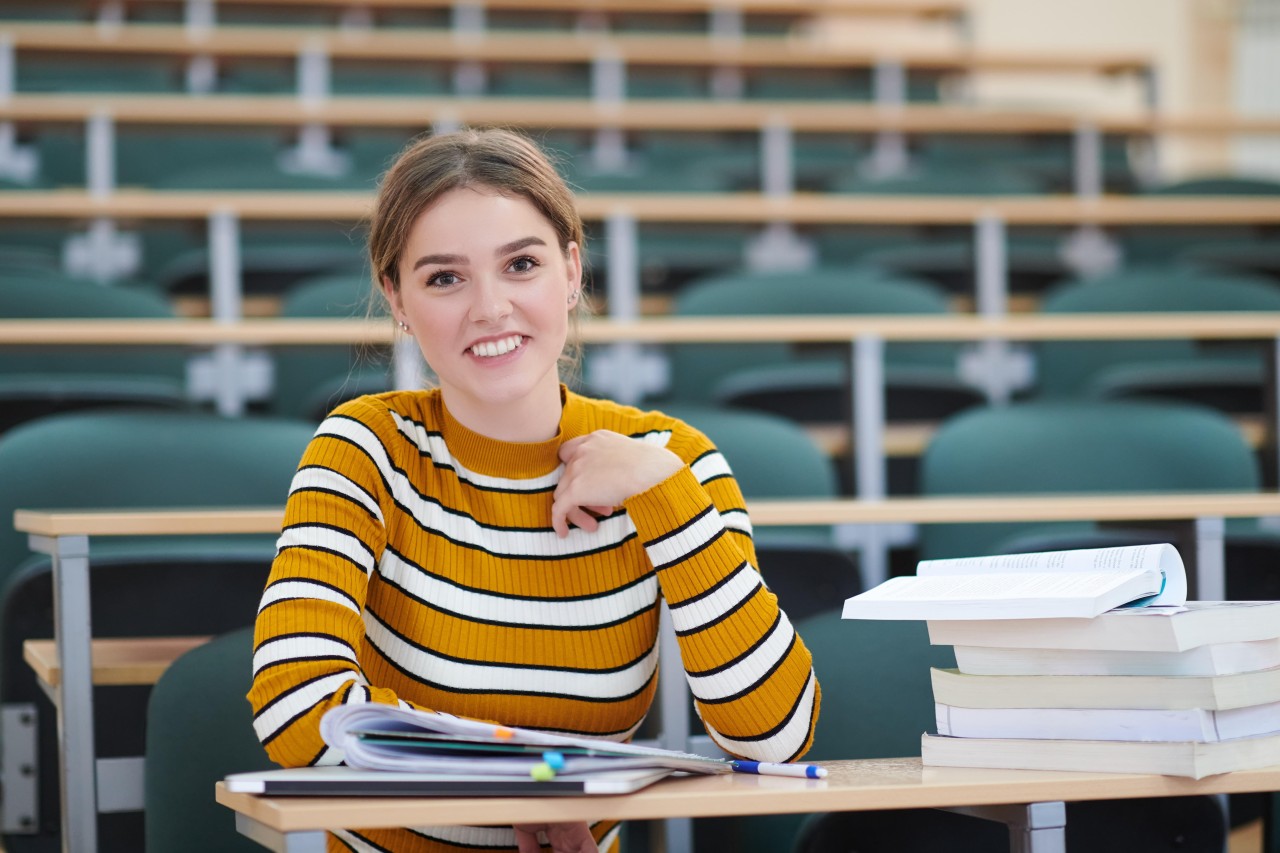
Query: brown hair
370 128 589 381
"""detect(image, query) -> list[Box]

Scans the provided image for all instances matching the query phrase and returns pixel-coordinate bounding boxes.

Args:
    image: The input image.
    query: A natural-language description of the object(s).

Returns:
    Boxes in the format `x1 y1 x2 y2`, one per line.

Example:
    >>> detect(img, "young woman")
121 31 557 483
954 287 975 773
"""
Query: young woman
248 128 821 853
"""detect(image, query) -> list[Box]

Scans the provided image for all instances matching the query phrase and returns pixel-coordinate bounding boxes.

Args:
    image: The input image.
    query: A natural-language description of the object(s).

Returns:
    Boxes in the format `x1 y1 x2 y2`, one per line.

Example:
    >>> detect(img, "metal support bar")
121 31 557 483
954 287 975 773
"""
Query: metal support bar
86 110 115 199
946 801 1067 853
1072 121 1103 199
296 42 331 105
872 59 907 109
279 122 351 178
591 126 629 173
591 50 626 105
710 66 744 99
760 118 794 198
0 121 39 185
708 5 744 41
1268 336 1280 491
95 757 144 814
209 209 246 416
452 0 487 38
657 601 693 853
185 54 218 93
1 704 38 834
0 35 13 101
853 334 889 589
971 214 1017 404
185 0 215 32
29 533 98 853
1194 515 1226 602
235 814 327 853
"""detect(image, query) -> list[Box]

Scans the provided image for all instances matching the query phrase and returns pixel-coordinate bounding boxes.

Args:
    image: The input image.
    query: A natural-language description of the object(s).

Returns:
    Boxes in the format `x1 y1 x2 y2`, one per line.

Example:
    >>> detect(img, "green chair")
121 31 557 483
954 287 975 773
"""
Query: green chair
831 163 1048 195
0 410 314 852
1033 265 1280 408
1177 238 1280 284
271 273 393 421
145 626 270 853
916 399 1260 562
860 236 1071 296
1143 176 1280 196
0 273 190 434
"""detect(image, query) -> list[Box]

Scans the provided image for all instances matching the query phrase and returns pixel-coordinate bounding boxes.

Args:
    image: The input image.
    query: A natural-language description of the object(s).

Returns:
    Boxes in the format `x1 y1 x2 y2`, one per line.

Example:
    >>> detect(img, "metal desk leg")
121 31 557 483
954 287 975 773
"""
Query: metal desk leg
29 533 97 853
946 801 1066 853
852 334 889 591
235 813 326 852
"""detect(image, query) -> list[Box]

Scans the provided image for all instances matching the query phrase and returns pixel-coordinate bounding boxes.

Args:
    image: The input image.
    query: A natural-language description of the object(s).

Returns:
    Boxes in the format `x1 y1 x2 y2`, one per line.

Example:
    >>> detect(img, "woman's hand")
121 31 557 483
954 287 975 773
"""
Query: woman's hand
513 822 599 852
552 430 684 538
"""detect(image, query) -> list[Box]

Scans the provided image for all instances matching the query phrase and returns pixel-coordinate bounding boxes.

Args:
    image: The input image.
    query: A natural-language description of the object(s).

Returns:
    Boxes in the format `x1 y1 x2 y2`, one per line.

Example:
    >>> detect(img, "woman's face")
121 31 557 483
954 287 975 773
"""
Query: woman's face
383 186 582 432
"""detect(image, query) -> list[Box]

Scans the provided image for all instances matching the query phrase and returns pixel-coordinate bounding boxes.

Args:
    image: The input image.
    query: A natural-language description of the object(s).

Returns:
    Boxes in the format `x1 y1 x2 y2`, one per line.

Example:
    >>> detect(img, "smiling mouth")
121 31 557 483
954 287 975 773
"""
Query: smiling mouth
469 334 525 358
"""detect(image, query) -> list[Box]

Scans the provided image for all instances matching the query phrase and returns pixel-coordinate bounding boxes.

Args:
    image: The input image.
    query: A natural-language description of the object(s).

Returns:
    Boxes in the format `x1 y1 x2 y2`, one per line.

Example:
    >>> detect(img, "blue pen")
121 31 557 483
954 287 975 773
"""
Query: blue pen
730 760 826 779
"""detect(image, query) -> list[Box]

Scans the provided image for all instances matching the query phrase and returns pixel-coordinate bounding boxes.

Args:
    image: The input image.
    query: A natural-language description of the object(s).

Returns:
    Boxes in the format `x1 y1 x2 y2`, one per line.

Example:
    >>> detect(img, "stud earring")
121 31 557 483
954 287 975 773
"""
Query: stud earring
397 320 410 332
567 290 579 305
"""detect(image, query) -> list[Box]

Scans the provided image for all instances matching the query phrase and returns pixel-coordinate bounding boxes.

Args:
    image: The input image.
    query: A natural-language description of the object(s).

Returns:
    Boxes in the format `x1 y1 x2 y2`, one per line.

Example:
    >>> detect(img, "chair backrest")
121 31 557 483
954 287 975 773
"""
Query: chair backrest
0 273 186 379
1035 265 1280 399
145 626 272 853
272 274 392 420
917 400 1261 560
665 267 955 402
1143 175 1280 196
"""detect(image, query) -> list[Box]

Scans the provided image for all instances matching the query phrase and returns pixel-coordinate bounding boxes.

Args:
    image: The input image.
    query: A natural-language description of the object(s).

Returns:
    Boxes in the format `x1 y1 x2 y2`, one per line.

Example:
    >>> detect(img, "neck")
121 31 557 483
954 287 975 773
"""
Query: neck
440 380 565 443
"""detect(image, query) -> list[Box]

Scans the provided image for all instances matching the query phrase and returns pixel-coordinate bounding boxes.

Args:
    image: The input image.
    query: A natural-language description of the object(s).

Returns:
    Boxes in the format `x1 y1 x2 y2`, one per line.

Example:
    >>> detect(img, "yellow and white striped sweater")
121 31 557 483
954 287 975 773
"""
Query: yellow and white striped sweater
249 388 820 852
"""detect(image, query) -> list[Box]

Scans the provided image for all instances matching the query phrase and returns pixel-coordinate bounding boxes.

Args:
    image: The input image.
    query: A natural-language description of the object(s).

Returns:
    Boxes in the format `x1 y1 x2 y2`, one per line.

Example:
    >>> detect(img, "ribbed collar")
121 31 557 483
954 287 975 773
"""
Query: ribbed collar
436 385 588 478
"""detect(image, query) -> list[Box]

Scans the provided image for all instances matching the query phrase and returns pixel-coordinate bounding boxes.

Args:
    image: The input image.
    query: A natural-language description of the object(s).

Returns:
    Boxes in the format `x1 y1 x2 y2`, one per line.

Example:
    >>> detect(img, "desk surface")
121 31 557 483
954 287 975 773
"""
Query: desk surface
7 314 1280 346
132 0 966 18
1 191 1278 224
4 95 1276 136
214 757 1280 832
2 22 1147 73
16 493 1280 537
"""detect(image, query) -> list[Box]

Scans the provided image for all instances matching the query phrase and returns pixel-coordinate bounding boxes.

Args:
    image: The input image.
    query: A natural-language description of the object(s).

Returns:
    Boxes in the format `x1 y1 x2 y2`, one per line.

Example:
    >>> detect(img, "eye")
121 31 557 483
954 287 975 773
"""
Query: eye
508 255 540 274
425 270 460 288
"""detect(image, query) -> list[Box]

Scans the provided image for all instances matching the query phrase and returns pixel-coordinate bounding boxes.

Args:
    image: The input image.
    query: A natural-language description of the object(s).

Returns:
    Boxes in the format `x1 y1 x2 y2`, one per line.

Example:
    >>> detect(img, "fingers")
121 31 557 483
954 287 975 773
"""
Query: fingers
513 826 543 853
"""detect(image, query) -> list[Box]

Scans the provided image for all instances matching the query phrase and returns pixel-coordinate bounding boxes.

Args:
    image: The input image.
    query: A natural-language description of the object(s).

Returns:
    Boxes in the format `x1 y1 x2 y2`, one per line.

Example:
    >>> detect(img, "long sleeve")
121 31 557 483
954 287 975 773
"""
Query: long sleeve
249 408 411 768
622 435 821 763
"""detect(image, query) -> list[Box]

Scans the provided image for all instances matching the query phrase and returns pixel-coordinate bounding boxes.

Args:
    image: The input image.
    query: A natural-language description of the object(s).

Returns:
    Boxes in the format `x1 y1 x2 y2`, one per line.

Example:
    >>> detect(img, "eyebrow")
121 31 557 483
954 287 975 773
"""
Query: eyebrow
410 236 548 272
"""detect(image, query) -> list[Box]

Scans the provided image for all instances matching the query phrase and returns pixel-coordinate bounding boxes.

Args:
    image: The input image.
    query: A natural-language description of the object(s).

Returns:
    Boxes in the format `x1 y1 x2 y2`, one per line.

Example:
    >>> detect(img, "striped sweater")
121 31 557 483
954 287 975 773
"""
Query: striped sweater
249 388 820 852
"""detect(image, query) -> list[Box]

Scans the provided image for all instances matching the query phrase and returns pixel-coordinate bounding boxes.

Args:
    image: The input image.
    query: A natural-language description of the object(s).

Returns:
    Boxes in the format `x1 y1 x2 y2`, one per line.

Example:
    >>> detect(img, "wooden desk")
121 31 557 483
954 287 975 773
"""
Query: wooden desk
214 758 1280 853
0 22 1147 76
122 0 967 22
23 636 210 691
15 493 1280 853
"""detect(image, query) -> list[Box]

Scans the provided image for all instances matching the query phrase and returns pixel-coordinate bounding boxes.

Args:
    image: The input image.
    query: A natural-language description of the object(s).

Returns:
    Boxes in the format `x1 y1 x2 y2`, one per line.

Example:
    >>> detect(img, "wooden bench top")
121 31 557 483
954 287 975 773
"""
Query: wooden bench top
2 93 1276 136
16 493 1280 538
0 22 1149 74
24 636 212 689
6 314 1280 346
0 190 1276 224
121 0 967 19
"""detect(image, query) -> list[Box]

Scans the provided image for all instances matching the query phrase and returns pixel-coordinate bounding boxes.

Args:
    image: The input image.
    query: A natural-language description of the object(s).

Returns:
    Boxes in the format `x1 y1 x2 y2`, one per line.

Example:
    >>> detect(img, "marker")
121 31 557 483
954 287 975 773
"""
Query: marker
730 760 826 779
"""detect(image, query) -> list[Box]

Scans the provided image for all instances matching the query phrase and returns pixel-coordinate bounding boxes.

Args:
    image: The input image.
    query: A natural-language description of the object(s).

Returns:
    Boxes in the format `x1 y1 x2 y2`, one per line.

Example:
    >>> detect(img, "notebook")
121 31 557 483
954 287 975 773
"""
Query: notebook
224 764 678 797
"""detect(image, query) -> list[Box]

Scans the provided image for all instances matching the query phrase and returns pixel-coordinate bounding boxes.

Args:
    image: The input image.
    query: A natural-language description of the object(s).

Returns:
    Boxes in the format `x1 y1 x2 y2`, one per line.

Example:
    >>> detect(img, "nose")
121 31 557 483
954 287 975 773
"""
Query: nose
467 276 513 324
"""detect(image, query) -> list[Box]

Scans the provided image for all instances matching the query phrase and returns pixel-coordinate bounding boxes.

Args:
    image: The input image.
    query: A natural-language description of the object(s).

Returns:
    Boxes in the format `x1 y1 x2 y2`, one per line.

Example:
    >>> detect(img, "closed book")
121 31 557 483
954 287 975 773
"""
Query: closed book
928 601 1280 653
920 730 1280 779
952 636 1280 677
843 544 1185 622
934 699 1280 742
929 665 1280 710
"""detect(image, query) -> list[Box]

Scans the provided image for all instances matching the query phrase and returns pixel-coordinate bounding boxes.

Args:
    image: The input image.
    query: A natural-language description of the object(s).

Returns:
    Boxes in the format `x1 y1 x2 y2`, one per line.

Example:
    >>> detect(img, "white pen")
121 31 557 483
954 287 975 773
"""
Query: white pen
729 760 827 779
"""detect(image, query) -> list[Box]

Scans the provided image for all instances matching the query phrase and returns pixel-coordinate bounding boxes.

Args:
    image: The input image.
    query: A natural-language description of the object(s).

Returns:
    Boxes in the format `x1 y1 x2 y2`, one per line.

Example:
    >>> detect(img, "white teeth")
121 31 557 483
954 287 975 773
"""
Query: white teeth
471 335 522 358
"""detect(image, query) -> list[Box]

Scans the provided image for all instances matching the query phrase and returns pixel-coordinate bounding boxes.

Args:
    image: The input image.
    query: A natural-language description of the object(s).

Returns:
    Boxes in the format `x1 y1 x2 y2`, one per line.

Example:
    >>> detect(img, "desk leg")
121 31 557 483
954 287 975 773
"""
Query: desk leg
30 533 98 853
234 813 326 852
945 802 1066 853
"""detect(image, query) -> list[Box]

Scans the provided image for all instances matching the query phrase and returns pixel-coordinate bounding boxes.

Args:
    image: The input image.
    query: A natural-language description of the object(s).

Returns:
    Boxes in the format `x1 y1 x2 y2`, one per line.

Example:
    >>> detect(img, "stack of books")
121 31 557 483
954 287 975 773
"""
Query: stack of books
842 543 1280 778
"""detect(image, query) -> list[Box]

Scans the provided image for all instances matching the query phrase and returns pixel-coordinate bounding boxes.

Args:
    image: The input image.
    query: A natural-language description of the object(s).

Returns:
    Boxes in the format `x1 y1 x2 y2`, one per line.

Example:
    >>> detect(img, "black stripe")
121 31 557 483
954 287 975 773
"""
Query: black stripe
390 412 560 495
668 562 748 611
290 486 382 522
686 610 782 677
382 544 653 603
296 463 381 508
281 521 378 563
261 576 361 613
254 672 355 746
627 428 673 442
644 504 714 548
673 577 762 637
342 831 397 852
386 578 658 633
276 544 373 576
652 527 725 572
365 633 659 704
404 516 640 562
695 632 798 706
253 631 357 656
330 834 358 852
405 828 522 849
304 744 330 768
368 608 654 675
709 671 814 744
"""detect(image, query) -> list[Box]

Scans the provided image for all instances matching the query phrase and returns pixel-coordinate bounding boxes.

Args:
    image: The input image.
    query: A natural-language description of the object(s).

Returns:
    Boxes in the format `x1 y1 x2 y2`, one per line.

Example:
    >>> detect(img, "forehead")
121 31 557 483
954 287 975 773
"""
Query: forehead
403 186 557 254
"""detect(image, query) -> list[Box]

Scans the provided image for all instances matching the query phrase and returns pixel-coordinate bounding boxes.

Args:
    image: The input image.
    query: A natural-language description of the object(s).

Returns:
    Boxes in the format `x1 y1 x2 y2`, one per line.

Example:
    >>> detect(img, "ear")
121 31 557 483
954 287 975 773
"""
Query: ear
565 242 583 305
381 274 403 316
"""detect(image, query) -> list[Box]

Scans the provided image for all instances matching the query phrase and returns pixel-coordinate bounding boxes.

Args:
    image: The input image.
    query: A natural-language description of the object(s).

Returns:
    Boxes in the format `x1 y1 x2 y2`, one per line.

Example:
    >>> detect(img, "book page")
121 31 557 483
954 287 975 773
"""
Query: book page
916 543 1186 607
853 571 1154 603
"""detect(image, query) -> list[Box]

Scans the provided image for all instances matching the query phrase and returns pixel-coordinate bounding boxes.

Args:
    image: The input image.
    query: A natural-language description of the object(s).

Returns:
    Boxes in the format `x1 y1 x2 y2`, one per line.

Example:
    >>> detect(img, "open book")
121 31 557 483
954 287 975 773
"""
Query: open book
842 543 1186 621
